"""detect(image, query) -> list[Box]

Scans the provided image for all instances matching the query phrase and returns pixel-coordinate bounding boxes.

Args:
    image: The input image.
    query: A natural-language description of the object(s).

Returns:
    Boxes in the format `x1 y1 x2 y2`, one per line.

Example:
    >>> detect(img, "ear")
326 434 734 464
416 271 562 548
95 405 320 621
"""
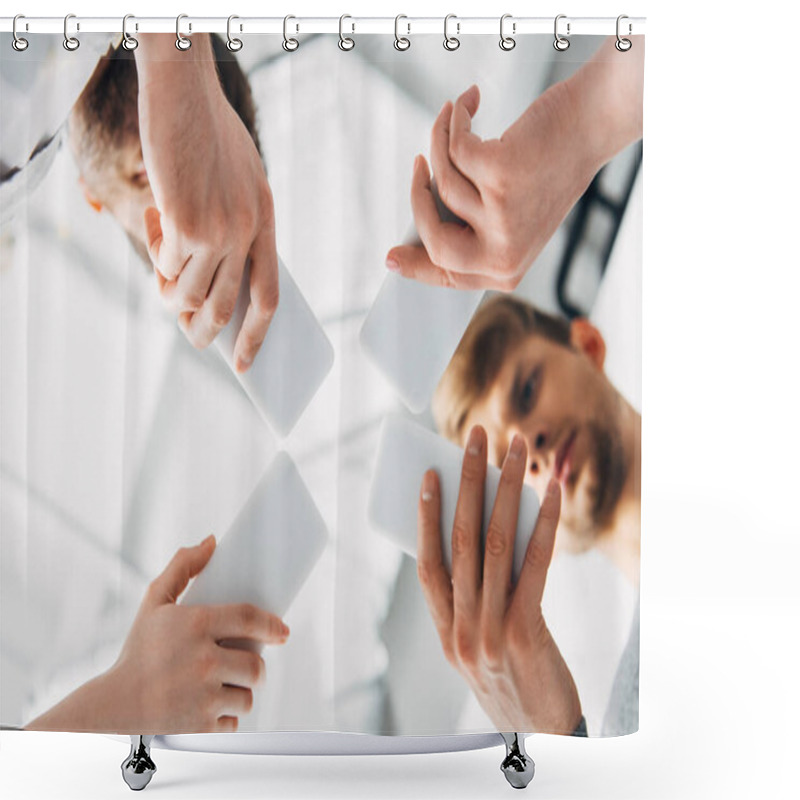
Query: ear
570 318 606 370
78 176 103 213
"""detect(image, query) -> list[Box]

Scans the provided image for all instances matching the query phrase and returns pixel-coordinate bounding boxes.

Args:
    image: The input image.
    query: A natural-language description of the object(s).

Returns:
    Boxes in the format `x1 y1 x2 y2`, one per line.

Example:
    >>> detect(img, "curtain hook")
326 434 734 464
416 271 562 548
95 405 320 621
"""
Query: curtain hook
553 14 570 51
63 13 80 51
615 14 632 51
122 14 139 51
443 14 460 51
175 14 191 50
394 14 410 51
339 14 355 51
227 15 243 51
499 14 516 51
283 15 299 52
12 14 29 52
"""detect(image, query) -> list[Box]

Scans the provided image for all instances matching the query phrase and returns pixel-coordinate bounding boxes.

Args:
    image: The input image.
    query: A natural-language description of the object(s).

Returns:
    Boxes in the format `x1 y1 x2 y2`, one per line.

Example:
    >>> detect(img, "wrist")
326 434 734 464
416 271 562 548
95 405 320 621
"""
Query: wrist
24 667 122 732
526 639 583 735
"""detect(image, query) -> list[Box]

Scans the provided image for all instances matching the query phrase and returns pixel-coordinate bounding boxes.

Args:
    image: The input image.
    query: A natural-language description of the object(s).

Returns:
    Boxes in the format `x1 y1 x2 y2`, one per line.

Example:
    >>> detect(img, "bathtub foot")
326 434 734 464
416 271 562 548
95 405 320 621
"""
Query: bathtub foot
121 735 156 791
500 732 534 789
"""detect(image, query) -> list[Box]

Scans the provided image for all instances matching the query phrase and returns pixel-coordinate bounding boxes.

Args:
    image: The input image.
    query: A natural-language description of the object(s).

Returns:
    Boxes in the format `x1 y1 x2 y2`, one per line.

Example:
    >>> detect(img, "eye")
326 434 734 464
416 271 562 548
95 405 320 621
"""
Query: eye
129 169 149 189
517 367 542 416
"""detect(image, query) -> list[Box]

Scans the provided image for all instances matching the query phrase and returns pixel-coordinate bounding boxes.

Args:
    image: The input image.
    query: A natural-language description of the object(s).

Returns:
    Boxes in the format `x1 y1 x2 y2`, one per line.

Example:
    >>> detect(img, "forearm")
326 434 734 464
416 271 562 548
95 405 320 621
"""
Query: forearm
134 33 220 98
23 667 124 733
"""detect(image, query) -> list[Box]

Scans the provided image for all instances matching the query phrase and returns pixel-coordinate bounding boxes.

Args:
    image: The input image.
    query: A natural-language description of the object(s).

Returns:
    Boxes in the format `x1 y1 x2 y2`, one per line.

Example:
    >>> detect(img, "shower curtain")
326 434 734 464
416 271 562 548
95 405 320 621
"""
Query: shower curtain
0 21 643 747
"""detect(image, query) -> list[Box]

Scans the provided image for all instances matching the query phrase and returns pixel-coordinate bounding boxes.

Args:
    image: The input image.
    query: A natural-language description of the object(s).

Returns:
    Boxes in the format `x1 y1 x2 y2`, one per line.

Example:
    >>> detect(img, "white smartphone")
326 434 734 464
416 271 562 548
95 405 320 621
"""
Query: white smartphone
214 257 334 438
368 414 540 586
359 185 484 413
181 451 329 652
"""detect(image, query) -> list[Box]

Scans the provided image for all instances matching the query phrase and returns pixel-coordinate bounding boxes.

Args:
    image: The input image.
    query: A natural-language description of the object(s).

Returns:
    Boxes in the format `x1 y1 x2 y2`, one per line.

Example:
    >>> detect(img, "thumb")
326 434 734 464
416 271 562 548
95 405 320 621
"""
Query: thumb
143 206 188 282
145 534 216 607
459 84 481 119
143 206 163 270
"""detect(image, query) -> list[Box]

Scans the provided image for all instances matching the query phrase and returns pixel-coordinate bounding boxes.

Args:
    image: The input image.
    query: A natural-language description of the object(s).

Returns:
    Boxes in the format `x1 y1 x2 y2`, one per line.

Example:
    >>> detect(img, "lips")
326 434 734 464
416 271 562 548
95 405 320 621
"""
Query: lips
554 428 577 484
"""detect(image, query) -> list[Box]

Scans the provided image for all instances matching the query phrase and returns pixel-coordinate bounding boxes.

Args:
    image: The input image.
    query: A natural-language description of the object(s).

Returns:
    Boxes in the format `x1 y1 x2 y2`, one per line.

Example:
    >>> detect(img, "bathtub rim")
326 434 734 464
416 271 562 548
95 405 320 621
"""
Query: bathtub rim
104 730 511 756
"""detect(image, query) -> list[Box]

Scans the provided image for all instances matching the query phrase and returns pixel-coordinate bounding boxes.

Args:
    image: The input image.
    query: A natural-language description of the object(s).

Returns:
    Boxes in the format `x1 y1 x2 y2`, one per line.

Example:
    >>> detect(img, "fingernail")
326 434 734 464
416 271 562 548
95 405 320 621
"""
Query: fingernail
509 434 525 460
546 477 560 498
386 256 400 272
280 623 290 637
467 425 484 455
235 355 252 373
421 470 437 502
201 534 214 547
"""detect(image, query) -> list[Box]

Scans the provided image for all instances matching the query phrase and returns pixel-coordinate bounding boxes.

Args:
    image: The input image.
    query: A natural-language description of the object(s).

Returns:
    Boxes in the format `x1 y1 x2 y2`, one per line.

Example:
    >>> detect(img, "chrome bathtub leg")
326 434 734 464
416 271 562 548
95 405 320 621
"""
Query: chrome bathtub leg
500 732 535 789
121 735 156 791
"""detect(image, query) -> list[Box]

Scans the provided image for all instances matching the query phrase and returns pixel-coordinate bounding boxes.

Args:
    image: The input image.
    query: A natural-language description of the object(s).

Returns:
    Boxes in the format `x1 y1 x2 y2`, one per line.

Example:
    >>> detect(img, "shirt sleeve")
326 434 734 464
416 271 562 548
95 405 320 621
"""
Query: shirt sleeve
1 31 120 184
601 597 640 736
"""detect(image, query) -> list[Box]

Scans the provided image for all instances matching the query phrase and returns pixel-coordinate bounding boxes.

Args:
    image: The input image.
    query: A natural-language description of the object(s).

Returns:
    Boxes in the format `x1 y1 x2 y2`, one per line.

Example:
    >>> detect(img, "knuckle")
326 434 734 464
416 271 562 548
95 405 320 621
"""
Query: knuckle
479 633 504 672
426 240 444 269
190 606 211 636
210 297 236 329
493 243 519 280
438 269 456 289
454 627 477 669
252 283 279 316
187 221 224 253
504 619 528 659
524 539 550 572
238 603 259 636
497 275 520 293
182 289 206 312
257 180 274 214
145 578 161 602
485 522 508 558
449 136 464 165
485 169 507 197
196 650 217 682
441 640 457 667
416 560 435 589
451 521 475 557
437 173 452 207
246 654 262 685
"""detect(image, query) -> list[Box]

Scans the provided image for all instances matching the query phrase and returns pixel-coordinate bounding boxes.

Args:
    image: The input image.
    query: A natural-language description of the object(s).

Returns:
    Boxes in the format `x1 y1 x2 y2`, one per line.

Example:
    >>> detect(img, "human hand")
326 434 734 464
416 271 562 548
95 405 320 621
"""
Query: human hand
107 535 289 733
387 38 643 291
417 425 582 734
136 34 278 373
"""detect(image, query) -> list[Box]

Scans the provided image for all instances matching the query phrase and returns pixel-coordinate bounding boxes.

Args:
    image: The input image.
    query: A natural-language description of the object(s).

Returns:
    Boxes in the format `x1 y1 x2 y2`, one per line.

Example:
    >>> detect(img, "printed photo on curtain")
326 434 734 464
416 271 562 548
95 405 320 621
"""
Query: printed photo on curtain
0 16 643 785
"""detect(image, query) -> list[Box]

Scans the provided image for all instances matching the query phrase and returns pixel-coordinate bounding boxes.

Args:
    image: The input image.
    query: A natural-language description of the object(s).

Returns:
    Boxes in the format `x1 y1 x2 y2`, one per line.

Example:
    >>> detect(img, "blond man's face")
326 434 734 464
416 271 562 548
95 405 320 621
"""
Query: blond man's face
461 330 626 552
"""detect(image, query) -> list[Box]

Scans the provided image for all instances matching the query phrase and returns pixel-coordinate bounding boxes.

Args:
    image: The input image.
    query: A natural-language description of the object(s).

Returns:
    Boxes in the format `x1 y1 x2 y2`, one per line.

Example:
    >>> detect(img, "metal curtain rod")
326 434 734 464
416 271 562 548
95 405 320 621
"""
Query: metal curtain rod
0 16 646 36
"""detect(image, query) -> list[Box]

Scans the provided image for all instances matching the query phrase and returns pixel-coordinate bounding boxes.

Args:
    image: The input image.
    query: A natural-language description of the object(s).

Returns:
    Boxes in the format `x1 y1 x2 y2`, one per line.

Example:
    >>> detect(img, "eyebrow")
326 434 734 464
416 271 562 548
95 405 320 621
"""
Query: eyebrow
508 365 523 416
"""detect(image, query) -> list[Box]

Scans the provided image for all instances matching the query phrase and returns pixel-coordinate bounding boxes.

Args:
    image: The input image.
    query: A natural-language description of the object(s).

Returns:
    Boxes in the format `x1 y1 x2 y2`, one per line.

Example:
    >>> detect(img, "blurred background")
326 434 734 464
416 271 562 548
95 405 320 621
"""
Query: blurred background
1 33 640 735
